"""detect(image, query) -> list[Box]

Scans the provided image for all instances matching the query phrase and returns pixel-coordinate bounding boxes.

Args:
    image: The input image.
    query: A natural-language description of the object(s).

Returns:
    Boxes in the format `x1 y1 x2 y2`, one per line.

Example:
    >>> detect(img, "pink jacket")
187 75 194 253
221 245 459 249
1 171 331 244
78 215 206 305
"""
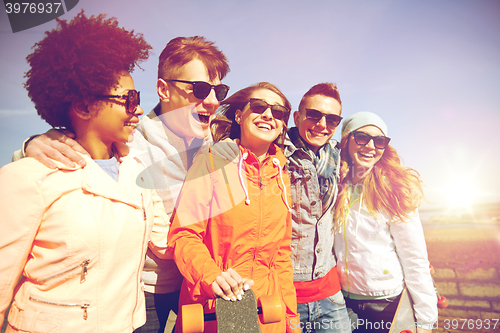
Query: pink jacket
0 153 170 333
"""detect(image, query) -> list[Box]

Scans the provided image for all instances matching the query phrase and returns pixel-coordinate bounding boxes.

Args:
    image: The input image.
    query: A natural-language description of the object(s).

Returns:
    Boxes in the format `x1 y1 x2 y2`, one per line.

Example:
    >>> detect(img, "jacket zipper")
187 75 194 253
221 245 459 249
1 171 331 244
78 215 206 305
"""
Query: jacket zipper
36 259 91 284
343 205 351 296
29 296 90 320
252 159 266 280
132 198 149 330
343 186 359 296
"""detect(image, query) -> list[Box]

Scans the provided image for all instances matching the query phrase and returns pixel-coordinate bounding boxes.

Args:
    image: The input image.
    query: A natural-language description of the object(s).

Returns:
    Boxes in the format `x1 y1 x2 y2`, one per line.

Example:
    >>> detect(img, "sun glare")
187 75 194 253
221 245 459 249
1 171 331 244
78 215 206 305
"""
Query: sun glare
445 179 477 210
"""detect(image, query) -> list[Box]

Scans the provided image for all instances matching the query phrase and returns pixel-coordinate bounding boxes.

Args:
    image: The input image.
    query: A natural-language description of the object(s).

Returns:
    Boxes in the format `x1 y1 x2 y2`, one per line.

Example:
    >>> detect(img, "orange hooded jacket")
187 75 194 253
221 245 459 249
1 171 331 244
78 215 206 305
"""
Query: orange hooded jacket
168 144 299 332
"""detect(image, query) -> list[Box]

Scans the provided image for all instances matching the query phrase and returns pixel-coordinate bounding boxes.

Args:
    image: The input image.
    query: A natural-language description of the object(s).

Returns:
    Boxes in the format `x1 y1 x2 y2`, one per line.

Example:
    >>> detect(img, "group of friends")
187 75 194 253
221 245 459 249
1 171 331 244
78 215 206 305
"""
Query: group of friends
0 11 438 333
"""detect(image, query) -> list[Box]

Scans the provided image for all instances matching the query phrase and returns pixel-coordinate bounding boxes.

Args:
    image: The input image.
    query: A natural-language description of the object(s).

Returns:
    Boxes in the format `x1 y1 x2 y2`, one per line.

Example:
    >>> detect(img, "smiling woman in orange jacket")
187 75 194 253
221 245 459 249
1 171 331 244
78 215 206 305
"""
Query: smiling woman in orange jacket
168 82 300 332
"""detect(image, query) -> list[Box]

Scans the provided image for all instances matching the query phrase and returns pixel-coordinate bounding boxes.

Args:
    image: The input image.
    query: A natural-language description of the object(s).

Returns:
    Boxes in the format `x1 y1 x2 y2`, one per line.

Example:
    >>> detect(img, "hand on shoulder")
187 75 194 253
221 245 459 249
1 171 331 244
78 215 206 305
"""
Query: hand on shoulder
210 138 240 163
25 129 89 168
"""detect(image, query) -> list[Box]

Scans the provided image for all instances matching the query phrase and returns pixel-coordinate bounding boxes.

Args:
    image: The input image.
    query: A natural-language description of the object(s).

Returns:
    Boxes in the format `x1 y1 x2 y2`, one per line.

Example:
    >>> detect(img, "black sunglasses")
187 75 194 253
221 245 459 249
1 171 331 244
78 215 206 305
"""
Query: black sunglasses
166 79 230 101
352 131 391 149
247 98 290 121
96 90 140 115
304 109 343 129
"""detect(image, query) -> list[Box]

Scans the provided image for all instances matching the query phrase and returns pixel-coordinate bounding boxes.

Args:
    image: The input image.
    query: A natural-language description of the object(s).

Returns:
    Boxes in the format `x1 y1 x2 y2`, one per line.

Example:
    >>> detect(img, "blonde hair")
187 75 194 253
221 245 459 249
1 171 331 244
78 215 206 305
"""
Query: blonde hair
334 133 423 228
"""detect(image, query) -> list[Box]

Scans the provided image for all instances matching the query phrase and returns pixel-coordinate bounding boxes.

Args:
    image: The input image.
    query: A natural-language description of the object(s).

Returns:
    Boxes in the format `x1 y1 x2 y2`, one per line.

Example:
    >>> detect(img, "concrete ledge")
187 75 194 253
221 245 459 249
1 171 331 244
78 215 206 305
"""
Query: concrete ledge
436 281 459 296
434 267 456 279
447 298 491 309
492 301 500 311
456 268 499 281
459 282 500 298
438 308 481 319
480 311 500 320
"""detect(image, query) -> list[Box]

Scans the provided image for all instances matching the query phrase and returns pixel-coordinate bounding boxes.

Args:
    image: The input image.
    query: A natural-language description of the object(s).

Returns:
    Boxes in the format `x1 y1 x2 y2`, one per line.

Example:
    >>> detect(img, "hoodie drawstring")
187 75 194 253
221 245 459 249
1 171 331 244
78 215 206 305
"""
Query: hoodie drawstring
237 152 291 210
238 152 251 205
273 158 292 211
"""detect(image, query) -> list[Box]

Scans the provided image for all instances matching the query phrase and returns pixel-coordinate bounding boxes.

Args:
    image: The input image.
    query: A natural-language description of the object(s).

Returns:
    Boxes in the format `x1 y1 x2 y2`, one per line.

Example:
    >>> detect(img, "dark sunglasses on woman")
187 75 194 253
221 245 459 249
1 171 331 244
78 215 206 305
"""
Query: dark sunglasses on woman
248 98 290 121
96 90 140 115
352 131 391 149
166 79 230 101
304 109 343 129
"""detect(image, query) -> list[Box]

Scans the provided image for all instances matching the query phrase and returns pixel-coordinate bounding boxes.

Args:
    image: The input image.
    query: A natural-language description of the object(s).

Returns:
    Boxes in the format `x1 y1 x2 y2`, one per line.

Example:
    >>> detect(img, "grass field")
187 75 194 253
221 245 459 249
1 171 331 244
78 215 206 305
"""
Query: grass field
424 225 500 268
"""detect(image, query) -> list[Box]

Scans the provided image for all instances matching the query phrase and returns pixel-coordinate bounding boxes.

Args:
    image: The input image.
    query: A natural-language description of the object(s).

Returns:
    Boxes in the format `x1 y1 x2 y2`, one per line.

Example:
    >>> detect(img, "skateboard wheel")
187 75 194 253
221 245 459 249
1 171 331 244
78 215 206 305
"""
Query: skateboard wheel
182 303 204 333
429 264 435 276
259 293 282 324
437 295 448 309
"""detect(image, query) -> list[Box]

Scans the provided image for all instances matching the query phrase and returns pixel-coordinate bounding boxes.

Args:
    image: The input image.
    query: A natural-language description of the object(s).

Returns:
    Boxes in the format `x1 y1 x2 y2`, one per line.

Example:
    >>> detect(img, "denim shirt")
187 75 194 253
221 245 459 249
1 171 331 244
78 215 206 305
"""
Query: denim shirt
284 132 340 282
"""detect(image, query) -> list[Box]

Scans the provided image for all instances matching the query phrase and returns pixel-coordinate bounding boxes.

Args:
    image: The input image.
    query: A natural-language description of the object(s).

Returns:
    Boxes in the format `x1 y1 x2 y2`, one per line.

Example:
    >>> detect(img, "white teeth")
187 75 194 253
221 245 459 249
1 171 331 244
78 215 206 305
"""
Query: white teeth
360 153 374 158
310 130 326 136
257 123 271 130
196 112 211 124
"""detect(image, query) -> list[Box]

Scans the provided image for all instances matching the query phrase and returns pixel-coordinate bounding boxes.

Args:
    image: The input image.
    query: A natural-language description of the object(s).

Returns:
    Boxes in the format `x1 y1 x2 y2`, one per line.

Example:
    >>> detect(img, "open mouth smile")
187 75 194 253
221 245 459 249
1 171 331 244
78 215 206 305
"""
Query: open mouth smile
125 122 137 129
196 111 211 124
359 152 375 158
255 121 274 131
308 129 328 137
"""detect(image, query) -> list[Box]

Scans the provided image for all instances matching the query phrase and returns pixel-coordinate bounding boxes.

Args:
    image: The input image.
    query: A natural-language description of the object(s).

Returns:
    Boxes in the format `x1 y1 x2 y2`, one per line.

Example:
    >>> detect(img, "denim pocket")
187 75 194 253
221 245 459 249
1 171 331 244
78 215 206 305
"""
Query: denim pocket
327 290 346 306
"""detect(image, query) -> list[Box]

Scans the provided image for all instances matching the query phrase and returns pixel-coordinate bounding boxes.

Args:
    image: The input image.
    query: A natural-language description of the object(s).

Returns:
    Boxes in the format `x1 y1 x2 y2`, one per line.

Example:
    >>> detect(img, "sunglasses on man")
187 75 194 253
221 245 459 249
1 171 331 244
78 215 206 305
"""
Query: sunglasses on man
96 90 140 115
304 109 343 129
352 131 391 149
247 98 290 121
166 79 230 102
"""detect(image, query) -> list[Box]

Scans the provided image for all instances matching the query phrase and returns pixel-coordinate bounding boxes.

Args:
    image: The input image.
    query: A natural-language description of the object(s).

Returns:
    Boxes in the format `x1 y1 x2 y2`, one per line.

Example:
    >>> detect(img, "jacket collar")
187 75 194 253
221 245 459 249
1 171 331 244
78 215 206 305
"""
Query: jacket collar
284 127 339 159
236 143 291 210
53 153 142 209
149 104 185 147
239 143 287 169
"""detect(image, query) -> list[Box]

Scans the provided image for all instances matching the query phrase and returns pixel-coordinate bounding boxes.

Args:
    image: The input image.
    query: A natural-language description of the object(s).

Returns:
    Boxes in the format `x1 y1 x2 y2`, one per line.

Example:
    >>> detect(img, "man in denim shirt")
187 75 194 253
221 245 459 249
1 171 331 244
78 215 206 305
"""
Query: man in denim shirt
285 83 351 332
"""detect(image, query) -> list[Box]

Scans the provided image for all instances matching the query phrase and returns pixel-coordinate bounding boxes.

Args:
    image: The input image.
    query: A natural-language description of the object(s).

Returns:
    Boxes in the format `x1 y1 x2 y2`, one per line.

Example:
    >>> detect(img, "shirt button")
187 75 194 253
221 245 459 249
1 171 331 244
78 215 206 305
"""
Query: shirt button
316 248 322 254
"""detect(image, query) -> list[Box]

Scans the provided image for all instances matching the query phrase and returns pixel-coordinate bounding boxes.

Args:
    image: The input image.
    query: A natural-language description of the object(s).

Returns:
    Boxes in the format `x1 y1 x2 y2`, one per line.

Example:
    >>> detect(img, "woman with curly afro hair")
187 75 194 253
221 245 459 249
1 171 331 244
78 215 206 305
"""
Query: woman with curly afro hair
0 11 173 332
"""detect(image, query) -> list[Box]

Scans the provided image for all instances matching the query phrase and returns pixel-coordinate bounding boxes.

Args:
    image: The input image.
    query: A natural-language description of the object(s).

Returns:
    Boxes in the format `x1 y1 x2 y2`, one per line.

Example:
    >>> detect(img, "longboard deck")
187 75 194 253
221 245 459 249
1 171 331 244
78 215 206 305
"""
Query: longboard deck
389 288 416 333
215 289 262 333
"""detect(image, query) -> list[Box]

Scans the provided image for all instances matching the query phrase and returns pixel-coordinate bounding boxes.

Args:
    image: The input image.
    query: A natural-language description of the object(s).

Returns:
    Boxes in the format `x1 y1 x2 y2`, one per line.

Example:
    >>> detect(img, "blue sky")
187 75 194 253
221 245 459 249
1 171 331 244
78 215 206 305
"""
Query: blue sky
1 0 499 210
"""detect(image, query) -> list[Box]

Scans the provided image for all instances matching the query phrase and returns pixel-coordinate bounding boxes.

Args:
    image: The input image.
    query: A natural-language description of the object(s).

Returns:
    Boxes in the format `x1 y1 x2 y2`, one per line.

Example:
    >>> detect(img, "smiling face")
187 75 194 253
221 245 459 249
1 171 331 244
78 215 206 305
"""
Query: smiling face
92 72 143 144
348 125 386 181
293 95 342 154
159 58 221 142
235 89 285 159
79 72 143 159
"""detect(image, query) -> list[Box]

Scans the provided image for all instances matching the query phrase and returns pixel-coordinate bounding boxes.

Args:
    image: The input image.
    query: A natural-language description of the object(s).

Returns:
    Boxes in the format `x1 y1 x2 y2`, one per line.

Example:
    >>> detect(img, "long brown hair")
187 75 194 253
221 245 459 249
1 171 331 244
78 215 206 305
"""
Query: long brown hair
210 82 291 148
334 133 423 228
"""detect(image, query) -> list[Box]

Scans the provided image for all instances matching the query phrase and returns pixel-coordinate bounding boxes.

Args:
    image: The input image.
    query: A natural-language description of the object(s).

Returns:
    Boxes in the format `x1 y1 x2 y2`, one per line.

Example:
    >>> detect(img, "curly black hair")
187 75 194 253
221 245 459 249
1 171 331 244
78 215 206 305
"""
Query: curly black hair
24 10 152 129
